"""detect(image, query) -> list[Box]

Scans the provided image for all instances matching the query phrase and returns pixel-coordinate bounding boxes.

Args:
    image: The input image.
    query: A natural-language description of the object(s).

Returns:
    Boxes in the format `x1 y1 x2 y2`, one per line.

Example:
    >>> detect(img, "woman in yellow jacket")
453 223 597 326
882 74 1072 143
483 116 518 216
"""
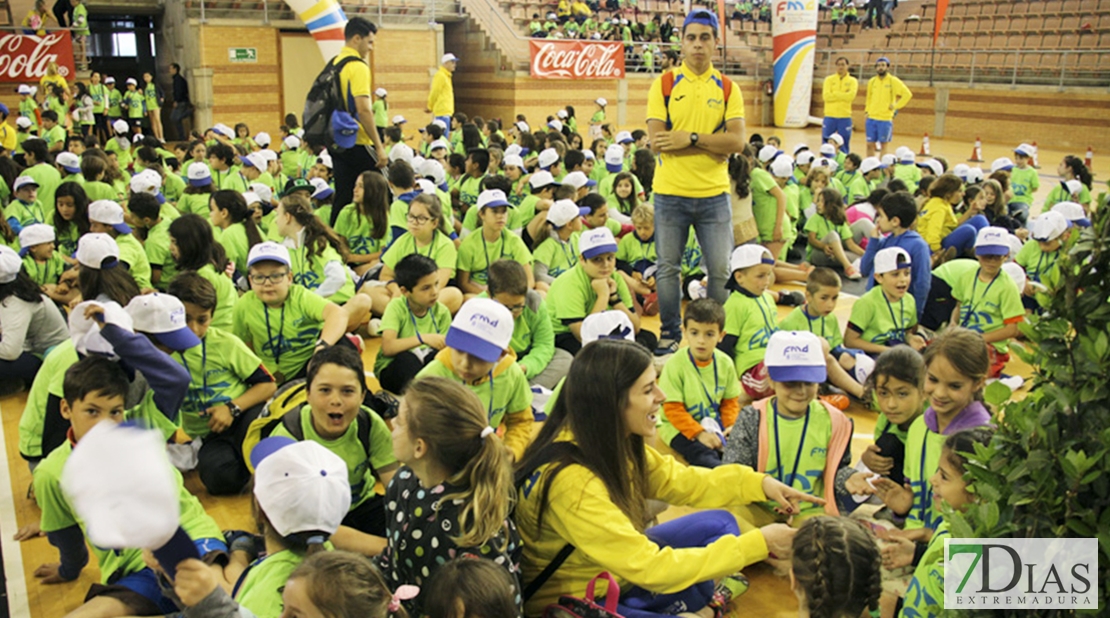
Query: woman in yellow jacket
918 173 988 258
514 339 821 618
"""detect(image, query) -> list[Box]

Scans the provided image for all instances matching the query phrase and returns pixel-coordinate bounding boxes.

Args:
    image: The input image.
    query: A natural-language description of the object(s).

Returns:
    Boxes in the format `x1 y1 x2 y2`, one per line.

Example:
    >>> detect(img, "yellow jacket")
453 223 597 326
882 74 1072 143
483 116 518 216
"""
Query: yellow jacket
822 73 858 119
428 66 454 117
865 74 912 121
918 196 957 251
515 433 770 616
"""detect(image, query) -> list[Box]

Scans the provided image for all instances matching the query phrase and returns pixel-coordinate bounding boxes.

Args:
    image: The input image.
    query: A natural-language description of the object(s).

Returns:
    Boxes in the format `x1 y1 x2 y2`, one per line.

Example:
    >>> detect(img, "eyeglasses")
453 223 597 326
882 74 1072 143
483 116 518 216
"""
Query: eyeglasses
249 271 289 285
501 303 526 313
407 214 433 225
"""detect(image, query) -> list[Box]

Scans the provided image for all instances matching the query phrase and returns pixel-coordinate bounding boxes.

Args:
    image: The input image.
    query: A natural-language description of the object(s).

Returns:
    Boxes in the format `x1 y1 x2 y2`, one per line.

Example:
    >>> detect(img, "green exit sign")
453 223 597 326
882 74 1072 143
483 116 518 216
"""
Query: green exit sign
228 47 258 63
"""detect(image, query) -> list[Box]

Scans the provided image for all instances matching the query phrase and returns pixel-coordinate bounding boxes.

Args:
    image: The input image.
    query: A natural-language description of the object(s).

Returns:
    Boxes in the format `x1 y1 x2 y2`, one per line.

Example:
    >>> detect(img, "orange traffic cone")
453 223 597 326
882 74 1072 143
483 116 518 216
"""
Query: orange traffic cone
1085 146 1094 168
969 136 984 162
1031 141 1041 168
920 133 931 156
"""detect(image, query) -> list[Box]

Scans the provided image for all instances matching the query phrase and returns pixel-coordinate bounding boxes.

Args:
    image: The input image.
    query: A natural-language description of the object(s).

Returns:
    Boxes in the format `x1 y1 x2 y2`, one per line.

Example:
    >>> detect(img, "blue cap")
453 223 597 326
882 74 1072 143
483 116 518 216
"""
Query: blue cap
877 56 891 65
683 8 720 30
0 103 8 116
250 436 298 471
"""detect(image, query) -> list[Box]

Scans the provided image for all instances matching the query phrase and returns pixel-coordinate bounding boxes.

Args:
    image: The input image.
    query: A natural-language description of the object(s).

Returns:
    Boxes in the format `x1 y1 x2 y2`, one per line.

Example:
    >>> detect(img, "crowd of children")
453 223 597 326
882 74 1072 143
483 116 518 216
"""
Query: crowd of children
0 63 1096 617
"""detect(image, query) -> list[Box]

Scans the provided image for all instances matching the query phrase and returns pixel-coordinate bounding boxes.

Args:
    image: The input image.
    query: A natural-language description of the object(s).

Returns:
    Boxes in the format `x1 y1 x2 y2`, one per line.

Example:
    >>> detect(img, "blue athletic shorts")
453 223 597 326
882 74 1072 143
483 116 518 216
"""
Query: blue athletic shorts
865 118 893 144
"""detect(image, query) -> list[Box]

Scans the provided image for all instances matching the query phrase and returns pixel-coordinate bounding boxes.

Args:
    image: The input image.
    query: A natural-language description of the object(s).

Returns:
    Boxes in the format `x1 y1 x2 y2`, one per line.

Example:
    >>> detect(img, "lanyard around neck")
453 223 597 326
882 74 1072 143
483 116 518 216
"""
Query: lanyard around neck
178 338 210 412
408 302 443 346
882 292 906 341
263 303 285 363
961 268 998 328
772 399 810 489
687 349 720 418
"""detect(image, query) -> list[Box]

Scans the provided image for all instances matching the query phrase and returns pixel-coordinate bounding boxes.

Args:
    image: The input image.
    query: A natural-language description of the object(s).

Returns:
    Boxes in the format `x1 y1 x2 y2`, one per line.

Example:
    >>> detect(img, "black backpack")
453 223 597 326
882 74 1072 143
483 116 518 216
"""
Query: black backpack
302 55 363 153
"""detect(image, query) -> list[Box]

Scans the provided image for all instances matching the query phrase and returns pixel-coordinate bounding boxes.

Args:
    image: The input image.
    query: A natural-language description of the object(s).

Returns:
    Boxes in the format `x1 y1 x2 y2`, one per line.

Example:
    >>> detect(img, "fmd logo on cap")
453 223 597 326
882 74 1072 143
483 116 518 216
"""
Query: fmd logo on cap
445 298 514 363
764 331 826 383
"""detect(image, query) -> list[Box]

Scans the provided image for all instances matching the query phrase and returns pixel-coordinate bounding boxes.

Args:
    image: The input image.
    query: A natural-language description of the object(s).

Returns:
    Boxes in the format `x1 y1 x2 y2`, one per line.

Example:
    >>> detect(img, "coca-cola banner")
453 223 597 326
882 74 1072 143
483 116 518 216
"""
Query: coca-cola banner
530 40 625 80
0 32 76 83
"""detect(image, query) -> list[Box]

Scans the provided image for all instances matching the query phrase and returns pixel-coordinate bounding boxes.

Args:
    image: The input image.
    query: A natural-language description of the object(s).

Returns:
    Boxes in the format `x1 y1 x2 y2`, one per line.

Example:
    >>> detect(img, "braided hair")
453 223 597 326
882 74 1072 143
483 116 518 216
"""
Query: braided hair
791 516 882 618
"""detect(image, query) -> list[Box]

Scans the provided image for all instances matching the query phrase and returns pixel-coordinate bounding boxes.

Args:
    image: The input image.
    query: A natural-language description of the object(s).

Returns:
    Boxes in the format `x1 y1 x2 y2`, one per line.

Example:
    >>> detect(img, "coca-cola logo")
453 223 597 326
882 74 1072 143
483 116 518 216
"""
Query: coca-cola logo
530 41 625 80
0 32 75 82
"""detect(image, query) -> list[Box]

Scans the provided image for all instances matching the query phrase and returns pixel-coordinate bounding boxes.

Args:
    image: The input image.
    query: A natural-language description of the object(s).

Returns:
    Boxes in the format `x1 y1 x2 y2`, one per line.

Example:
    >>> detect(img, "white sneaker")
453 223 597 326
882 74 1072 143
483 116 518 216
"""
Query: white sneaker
854 353 876 384
366 318 382 338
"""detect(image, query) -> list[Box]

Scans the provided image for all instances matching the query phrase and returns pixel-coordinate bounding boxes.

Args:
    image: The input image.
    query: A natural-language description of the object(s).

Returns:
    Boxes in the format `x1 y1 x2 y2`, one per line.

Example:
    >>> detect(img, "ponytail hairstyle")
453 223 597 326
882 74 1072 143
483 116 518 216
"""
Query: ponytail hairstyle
923 327 990 402
818 187 847 226
1061 155 1093 189
929 173 964 200
423 557 520 618
611 172 638 216
169 213 228 271
212 189 263 249
730 148 752 199
0 213 16 246
631 149 654 199
791 516 882 618
356 171 389 242
403 377 514 549
279 194 342 260
287 551 405 618
78 265 140 306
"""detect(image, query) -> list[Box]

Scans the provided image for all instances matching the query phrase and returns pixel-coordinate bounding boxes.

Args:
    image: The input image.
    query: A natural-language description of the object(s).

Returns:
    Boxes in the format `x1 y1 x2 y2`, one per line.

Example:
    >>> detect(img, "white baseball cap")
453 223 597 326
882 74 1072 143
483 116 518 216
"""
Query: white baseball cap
828 133 845 146
1005 233 1024 259
604 144 625 172
974 226 1011 256
392 114 407 125
1002 262 1027 292
374 87 388 97
769 154 794 178
257 148 278 163
579 227 618 260
76 233 120 269
595 97 607 106
61 423 181 552
874 246 912 274
757 144 781 164
254 132 272 147
56 151 81 173
310 177 334 200
88 200 132 234
729 244 774 273
881 154 897 168
547 199 590 227
764 330 827 383
476 189 511 210
860 156 887 174
18 223 55 257
816 157 839 172
415 178 437 195
562 170 597 190
819 143 837 157
951 163 970 180
441 53 459 64
389 143 415 165
13 175 39 192
965 167 984 184
239 152 267 170
17 84 31 95
15 116 32 129
1051 200 1089 227
283 135 301 150
538 148 560 170
1061 179 1084 199
548 119 564 133
1029 211 1069 242
250 182 274 205
557 109 568 119
899 150 915 165
917 158 943 176
417 159 446 186
615 131 634 144
515 120 530 134
431 118 448 131
582 149 595 160
796 151 815 166
581 310 635 343
125 77 137 86
792 143 810 156
126 293 201 351
187 162 212 186
112 119 129 134
0 246 21 284
317 151 333 169
251 438 352 535
429 138 450 152
104 76 116 84
241 191 261 206
445 298 514 363
212 123 234 138
130 169 162 197
69 299 133 358
528 170 558 190
990 157 1015 173
1014 143 1035 157
503 154 525 170
248 241 291 267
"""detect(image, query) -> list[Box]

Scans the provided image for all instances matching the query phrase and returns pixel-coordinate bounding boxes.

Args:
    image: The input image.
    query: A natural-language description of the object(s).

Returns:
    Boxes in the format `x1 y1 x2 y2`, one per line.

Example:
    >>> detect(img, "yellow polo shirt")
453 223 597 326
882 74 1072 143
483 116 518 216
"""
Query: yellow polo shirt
428 66 454 117
821 73 858 119
336 45 374 146
865 74 912 122
0 122 15 152
647 63 744 198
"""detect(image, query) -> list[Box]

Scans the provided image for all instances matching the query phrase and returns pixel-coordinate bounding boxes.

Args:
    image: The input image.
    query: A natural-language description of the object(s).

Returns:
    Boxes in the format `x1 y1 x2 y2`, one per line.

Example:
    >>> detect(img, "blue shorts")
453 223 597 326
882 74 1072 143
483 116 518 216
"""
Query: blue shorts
865 118 893 144
93 538 228 614
831 345 864 359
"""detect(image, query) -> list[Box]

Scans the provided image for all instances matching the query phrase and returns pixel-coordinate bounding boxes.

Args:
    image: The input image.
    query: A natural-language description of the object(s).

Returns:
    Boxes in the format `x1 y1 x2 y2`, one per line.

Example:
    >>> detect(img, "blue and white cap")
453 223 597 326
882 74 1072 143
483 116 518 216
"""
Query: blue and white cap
248 241 291 267
581 310 635 343
1014 143 1035 157
476 189 511 210
18 223 54 257
765 330 827 383
578 227 618 260
1029 211 1069 242
974 226 1011 256
446 298 514 363
126 293 201 352
1051 200 1090 227
874 246 911 274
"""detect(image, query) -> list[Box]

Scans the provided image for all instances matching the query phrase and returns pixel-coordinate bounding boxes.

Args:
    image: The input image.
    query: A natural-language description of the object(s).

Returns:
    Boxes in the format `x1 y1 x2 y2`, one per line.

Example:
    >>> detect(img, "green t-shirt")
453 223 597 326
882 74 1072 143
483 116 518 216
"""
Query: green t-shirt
900 523 949 618
1043 182 1091 209
1008 166 1039 205
107 88 122 117
803 213 852 261
175 327 264 438
83 180 121 203
372 99 388 128
34 438 223 584
381 231 457 277
374 297 451 375
657 349 741 445
532 233 581 280
6 198 50 229
759 398 834 516
481 290 555 381
235 549 306 618
43 124 66 149
1015 238 1060 289
334 203 387 258
903 415 946 530
54 223 79 259
270 405 397 507
89 83 107 113
510 194 541 232
287 244 355 303
681 230 704 278
950 266 1024 353
779 305 844 350
123 89 145 118
750 168 780 241
387 194 416 234
892 163 921 194
723 289 778 374
848 286 917 347
546 263 633 336
115 233 152 289
616 231 656 275
281 150 301 179
21 161 61 220
456 230 533 286
873 411 913 447
458 174 485 210
21 252 65 286
18 341 77 458
842 170 869 204
105 136 133 170
416 358 533 428
215 222 252 276
163 172 186 204
213 168 250 193
195 263 238 331
233 284 330 381
19 97 38 128
144 219 177 288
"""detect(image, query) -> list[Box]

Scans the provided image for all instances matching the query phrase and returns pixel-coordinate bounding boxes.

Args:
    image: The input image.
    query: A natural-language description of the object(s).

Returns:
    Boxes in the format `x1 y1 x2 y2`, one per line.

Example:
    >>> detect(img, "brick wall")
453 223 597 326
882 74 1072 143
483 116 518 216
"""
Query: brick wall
199 24 283 136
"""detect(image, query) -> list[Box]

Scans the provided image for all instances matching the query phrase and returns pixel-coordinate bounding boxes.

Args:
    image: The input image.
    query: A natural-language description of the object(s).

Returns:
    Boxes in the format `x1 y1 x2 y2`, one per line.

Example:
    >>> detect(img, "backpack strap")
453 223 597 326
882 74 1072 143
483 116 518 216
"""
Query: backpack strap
662 68 733 133
355 408 376 478
279 408 306 441
330 55 364 114
522 542 576 602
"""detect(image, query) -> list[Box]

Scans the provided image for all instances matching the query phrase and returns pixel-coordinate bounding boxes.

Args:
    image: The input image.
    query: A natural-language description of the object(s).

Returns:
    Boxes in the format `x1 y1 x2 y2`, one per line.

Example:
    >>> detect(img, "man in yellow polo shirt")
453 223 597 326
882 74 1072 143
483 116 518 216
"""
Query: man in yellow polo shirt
0 103 16 153
646 8 745 355
426 53 457 137
331 16 388 226
864 56 912 157
821 57 858 154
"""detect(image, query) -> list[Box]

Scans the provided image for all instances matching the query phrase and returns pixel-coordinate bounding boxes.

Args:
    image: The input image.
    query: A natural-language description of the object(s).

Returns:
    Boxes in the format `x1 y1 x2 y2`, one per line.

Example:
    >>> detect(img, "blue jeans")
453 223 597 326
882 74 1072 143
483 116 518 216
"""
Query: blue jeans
435 115 452 139
941 215 990 255
655 192 735 338
612 510 741 617
822 117 852 153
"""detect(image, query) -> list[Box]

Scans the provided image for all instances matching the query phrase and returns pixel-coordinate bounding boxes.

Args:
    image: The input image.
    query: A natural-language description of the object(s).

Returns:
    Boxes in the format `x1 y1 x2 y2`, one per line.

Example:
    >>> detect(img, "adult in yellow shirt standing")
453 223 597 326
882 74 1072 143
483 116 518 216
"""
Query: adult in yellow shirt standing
331 17 388 227
821 57 858 155
646 9 745 355
864 56 912 157
426 53 457 138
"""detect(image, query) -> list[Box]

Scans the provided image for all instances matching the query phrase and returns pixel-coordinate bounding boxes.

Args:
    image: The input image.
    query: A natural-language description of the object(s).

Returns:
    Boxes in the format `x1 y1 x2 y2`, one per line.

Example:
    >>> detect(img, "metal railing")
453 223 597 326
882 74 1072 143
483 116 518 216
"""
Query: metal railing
189 0 463 24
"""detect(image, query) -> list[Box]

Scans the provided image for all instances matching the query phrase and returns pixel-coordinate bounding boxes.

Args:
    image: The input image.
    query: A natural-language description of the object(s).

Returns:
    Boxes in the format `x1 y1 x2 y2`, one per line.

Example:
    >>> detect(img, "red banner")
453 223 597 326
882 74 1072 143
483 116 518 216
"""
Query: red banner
530 40 625 80
0 31 76 83
933 0 949 44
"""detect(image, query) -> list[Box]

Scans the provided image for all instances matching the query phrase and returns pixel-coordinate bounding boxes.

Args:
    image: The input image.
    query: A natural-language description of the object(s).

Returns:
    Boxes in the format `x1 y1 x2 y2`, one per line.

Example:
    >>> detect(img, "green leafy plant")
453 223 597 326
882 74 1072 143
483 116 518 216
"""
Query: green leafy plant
944 203 1110 617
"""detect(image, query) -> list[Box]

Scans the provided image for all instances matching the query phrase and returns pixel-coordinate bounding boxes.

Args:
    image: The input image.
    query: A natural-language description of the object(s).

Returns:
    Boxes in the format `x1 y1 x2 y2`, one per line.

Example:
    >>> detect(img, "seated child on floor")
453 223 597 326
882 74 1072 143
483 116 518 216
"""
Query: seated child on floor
845 247 926 356
719 245 778 404
859 346 926 486
374 254 452 394
486 259 569 390
616 203 658 313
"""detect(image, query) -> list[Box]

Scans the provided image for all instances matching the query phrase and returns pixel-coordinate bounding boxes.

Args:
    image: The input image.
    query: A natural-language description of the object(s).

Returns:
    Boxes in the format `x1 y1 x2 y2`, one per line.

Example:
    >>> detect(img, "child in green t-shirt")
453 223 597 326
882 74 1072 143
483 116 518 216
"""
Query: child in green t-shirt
804 186 863 278
121 77 145 126
1016 210 1067 308
457 189 534 295
231 242 350 383
615 202 657 307
487 259 566 389
720 245 779 403
516 170 560 248
88 198 153 289
1008 143 1040 224
373 193 464 316
951 227 1024 379
18 223 64 287
580 192 622 238
169 214 239 329
532 198 584 289
414 298 534 460
7 175 48 232
845 247 925 356
128 192 177 289
281 135 303 179
455 148 489 212
334 170 390 277
39 110 65 152
375 254 452 393
857 346 925 487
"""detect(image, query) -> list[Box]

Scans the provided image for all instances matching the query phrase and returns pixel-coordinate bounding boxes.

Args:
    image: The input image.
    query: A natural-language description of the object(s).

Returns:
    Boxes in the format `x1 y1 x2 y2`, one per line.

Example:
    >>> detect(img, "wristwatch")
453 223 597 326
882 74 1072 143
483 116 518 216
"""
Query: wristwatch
689 132 700 147
227 402 242 418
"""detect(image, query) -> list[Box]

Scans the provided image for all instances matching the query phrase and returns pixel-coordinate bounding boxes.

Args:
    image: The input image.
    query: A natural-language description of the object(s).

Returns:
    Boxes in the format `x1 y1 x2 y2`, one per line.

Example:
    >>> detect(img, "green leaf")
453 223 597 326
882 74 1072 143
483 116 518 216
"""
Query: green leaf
984 381 1012 408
